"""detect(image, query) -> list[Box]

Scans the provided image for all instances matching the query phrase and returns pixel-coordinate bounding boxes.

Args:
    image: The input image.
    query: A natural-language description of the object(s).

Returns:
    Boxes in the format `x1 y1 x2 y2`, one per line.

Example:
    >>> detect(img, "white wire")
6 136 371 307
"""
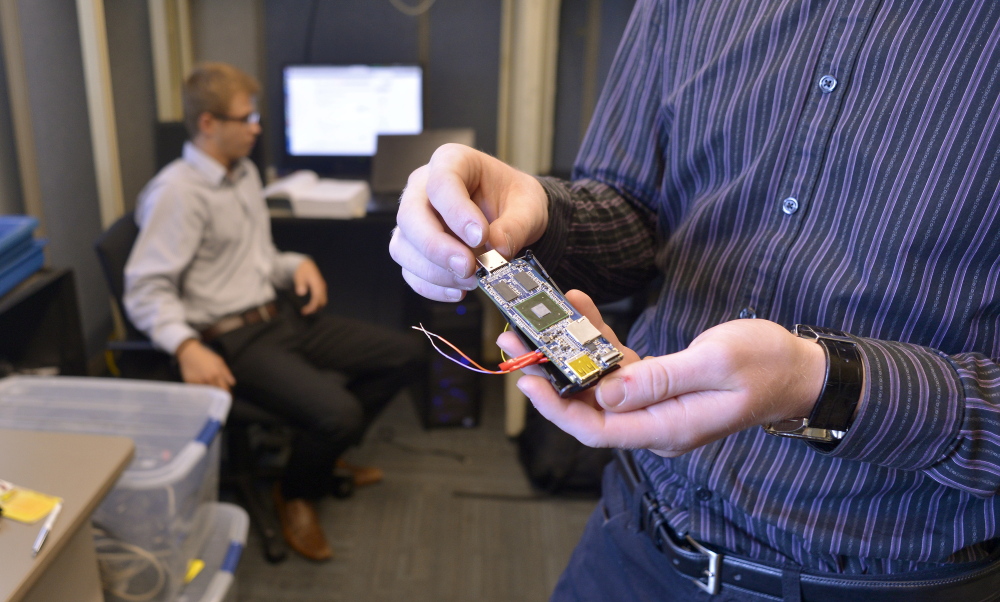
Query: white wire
389 0 437 17
412 324 500 374
93 527 168 602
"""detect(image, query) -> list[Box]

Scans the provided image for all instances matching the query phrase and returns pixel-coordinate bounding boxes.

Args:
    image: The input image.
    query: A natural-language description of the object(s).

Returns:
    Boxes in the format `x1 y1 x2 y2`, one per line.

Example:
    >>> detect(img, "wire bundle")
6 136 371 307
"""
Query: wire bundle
412 324 549 375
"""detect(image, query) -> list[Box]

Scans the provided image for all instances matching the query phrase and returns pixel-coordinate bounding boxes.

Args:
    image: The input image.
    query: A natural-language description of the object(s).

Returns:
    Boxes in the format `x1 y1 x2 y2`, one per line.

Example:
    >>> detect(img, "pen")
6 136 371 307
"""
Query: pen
31 501 62 557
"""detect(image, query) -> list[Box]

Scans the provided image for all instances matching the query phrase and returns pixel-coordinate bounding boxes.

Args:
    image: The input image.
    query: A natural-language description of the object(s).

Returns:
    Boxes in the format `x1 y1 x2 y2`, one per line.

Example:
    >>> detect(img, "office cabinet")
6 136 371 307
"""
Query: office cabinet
0 267 86 376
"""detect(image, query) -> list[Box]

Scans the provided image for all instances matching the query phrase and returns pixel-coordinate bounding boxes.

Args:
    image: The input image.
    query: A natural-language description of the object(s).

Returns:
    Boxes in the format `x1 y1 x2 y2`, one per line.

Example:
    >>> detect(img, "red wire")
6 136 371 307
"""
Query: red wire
413 325 549 374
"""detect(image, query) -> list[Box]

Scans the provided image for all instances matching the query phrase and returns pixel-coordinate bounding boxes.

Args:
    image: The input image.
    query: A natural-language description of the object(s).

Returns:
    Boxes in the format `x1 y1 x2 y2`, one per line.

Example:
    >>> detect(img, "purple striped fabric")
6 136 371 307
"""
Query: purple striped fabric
531 0 1000 574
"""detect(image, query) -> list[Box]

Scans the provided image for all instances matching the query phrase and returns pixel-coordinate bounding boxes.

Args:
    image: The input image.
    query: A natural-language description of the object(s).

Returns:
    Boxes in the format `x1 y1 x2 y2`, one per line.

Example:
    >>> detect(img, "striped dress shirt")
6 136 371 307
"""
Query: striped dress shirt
531 0 1000 574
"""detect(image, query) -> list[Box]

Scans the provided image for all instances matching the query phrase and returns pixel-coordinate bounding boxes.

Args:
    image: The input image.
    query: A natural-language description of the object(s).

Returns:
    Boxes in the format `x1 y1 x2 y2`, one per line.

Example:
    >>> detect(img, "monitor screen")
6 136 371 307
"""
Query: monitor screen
283 64 423 159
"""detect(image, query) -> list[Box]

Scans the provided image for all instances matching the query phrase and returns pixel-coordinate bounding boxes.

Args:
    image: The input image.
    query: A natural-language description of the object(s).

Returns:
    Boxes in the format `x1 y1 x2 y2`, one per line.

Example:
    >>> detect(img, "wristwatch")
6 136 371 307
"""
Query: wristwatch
762 325 863 450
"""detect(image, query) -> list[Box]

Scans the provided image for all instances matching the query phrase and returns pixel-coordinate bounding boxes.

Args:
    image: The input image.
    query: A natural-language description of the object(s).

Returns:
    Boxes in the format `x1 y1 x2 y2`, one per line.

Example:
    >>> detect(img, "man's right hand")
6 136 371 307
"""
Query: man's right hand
175 339 236 393
389 144 549 302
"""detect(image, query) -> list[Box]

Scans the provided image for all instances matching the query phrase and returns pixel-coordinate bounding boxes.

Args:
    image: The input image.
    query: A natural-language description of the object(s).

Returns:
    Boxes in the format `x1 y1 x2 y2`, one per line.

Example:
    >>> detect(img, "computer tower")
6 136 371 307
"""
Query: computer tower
411 294 483 428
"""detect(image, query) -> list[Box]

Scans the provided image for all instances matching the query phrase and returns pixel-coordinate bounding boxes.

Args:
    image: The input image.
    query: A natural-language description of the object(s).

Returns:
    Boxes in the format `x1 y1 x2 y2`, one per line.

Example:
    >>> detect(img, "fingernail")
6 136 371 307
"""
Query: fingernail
465 223 483 247
597 378 627 408
444 288 463 301
448 255 468 277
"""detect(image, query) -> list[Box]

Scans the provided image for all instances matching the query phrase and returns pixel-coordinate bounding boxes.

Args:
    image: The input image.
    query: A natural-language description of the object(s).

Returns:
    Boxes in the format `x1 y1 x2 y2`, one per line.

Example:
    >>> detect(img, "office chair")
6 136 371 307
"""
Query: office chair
94 212 290 563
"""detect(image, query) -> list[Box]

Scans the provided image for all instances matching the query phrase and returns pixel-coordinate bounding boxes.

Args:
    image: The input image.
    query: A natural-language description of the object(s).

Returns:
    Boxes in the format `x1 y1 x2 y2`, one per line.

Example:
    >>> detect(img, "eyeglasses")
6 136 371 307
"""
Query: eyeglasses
212 111 260 125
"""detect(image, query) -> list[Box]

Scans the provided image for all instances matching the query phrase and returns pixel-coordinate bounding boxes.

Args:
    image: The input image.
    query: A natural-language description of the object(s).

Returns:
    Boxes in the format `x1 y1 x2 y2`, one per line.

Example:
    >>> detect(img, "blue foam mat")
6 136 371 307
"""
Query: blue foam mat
0 216 39 265
0 240 45 298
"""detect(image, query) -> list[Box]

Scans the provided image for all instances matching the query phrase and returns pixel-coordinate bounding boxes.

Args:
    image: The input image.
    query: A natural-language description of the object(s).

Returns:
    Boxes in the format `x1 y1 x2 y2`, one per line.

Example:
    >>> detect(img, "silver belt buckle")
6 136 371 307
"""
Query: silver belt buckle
685 535 721 595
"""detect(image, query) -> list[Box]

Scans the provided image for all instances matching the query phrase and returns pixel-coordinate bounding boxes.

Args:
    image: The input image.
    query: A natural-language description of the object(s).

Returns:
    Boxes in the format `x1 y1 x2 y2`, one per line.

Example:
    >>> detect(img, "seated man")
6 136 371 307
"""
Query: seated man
124 62 423 561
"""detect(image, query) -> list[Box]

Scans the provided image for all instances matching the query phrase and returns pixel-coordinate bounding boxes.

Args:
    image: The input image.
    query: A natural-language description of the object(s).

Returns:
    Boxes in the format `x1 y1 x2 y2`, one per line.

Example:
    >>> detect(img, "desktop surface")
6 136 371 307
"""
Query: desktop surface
0 428 133 602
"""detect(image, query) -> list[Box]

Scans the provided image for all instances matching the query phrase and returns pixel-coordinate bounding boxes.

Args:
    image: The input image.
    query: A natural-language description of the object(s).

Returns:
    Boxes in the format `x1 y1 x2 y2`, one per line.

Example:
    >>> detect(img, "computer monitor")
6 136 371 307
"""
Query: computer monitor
280 64 423 176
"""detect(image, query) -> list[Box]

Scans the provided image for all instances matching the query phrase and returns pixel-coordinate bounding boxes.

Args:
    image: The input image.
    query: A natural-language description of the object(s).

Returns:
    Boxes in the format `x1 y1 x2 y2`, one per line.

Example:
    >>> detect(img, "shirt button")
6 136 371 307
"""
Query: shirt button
781 197 799 215
818 75 838 93
695 487 713 502
739 307 756 319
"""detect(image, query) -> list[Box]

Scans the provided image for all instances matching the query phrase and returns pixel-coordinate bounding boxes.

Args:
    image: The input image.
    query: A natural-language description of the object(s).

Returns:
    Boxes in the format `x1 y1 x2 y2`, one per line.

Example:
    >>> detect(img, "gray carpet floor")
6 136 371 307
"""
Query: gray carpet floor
232 384 596 602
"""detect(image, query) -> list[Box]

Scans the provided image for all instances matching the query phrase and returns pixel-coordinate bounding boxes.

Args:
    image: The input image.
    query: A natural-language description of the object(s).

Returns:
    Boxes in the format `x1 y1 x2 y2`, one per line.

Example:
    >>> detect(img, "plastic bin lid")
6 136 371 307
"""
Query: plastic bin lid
176 502 248 602
0 376 231 487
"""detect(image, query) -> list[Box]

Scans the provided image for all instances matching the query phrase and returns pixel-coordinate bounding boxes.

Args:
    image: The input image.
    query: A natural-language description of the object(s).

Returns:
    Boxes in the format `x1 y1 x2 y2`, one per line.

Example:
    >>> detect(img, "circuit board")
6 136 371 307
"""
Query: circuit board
476 249 623 396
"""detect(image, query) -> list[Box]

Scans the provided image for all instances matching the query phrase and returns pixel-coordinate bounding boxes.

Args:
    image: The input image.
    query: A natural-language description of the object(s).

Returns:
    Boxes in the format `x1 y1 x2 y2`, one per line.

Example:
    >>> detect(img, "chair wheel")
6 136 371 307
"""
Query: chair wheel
331 474 354 498
264 539 288 564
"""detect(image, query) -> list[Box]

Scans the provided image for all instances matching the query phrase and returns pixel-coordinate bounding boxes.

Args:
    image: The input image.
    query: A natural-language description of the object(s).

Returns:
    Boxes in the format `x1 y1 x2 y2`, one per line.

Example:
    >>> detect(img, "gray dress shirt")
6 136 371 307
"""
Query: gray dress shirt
124 142 305 354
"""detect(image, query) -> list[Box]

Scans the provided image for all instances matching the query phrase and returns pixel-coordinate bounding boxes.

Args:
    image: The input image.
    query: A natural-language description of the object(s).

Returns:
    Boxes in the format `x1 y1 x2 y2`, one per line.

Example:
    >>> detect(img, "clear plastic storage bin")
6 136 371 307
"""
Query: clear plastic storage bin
0 375 231 602
176 502 248 602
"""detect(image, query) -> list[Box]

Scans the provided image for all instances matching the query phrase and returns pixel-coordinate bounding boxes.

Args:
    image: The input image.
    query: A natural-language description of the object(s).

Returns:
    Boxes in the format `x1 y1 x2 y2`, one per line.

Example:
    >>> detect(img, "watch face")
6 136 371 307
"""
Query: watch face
765 418 810 435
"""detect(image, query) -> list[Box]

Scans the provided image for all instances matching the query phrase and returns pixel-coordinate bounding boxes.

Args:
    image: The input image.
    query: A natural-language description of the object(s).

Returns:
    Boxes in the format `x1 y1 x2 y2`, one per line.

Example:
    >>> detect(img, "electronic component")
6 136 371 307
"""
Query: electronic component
514 271 539 291
492 281 520 302
476 249 623 396
515 292 570 332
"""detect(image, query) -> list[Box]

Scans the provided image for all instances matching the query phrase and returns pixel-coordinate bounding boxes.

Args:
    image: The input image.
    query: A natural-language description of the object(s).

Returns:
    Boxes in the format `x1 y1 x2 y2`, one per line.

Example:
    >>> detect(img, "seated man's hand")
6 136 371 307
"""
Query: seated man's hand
501 291 826 458
175 339 236 393
293 258 328 315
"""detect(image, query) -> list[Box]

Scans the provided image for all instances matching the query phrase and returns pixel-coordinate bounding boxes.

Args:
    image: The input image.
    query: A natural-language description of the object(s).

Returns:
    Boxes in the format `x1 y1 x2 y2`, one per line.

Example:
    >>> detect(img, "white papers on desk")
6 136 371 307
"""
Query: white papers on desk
263 170 369 219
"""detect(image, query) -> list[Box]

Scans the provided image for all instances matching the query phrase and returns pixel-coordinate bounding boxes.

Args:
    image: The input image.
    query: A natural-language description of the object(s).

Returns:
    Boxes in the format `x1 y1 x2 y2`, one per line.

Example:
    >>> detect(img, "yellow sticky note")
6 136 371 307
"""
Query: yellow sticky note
185 559 205 583
0 480 62 524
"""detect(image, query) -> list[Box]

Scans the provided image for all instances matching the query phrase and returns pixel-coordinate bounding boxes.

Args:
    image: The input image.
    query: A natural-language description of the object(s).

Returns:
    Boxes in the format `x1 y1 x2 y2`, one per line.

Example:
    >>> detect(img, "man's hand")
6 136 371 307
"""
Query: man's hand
389 144 549 302
176 339 236 393
500 291 826 457
293 258 328 315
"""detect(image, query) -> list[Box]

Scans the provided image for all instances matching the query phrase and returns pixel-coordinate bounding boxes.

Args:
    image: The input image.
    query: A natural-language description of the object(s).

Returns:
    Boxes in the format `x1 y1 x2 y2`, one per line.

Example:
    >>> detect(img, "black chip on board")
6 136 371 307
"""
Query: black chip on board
493 281 520 302
514 271 538 291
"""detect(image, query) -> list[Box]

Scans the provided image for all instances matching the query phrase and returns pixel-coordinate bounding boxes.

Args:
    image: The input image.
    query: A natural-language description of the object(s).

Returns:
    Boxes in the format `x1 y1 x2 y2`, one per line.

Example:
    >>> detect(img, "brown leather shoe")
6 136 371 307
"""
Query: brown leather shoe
336 459 384 487
273 484 332 561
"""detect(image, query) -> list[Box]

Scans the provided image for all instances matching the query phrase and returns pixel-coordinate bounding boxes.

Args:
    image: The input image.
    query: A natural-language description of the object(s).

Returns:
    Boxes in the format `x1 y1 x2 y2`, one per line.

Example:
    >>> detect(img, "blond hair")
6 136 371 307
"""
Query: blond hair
182 62 260 138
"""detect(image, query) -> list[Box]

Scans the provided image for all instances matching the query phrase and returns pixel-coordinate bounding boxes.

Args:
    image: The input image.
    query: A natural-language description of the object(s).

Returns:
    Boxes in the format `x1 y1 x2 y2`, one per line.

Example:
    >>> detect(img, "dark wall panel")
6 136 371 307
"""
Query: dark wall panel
16 0 110 361
263 0 501 173
0 30 23 215
106 0 157 212
552 0 636 177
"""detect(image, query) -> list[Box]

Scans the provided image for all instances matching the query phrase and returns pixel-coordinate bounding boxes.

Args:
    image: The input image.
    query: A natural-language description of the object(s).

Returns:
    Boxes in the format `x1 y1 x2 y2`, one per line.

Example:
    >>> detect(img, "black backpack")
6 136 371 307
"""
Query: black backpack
517 403 613 498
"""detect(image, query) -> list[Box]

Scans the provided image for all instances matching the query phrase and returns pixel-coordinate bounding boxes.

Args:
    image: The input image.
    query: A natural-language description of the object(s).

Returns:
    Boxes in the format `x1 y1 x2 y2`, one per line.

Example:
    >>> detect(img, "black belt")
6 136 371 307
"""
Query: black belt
199 301 278 342
613 450 1000 602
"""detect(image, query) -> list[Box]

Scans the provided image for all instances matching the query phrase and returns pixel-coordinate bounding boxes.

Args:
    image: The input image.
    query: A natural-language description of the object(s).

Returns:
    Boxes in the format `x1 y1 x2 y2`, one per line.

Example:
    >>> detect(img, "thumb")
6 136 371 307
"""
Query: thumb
595 349 714 412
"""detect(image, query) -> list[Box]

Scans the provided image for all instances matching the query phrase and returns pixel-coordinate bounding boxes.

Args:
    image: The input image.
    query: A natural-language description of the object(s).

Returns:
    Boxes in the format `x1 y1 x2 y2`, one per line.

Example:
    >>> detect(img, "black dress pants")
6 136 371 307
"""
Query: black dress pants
212 300 424 499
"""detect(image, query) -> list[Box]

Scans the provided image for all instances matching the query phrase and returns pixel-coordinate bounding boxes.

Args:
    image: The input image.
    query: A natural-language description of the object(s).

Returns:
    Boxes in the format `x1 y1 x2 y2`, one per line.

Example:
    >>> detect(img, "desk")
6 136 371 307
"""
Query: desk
0 429 134 602
271 210 414 329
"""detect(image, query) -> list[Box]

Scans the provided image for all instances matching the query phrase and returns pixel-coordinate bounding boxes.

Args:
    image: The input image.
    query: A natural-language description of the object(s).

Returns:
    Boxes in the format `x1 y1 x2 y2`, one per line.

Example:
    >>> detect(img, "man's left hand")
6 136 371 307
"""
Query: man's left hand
501 290 826 457
293 259 328 315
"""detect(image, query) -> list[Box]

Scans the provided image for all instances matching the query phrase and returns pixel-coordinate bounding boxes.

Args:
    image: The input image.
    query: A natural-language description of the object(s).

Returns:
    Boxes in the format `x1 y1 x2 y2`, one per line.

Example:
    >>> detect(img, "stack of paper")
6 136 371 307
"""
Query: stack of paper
263 170 369 219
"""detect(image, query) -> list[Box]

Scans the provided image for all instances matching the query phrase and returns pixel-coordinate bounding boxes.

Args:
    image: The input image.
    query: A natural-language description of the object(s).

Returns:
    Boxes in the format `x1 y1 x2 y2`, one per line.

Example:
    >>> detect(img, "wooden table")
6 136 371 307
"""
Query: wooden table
0 429 134 602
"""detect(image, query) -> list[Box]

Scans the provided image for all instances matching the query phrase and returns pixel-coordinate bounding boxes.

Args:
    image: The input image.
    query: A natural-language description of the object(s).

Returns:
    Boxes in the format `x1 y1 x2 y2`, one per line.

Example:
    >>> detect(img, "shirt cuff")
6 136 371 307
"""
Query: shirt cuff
826 337 963 471
529 176 575 270
274 252 308 288
158 323 202 356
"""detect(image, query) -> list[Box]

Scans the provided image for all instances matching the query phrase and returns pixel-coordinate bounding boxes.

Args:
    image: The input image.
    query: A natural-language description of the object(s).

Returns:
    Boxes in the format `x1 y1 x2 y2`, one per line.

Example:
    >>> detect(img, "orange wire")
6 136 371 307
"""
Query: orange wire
412 325 549 374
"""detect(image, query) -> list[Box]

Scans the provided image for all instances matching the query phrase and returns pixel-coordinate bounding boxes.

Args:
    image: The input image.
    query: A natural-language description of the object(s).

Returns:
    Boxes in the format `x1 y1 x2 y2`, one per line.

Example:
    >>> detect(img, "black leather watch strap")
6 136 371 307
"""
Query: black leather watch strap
795 325 863 449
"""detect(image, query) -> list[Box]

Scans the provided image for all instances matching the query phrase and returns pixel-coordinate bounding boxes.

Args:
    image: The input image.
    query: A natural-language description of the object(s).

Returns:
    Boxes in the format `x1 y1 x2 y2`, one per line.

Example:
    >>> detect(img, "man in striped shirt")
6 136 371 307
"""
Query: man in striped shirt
392 0 1000 599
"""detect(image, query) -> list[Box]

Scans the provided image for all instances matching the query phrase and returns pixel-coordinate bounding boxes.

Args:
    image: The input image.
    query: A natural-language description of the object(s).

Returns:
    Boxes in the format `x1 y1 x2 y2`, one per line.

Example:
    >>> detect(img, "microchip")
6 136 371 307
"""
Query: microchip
514 271 539 291
565 317 602 345
567 354 600 380
492 281 519 302
514 292 569 332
